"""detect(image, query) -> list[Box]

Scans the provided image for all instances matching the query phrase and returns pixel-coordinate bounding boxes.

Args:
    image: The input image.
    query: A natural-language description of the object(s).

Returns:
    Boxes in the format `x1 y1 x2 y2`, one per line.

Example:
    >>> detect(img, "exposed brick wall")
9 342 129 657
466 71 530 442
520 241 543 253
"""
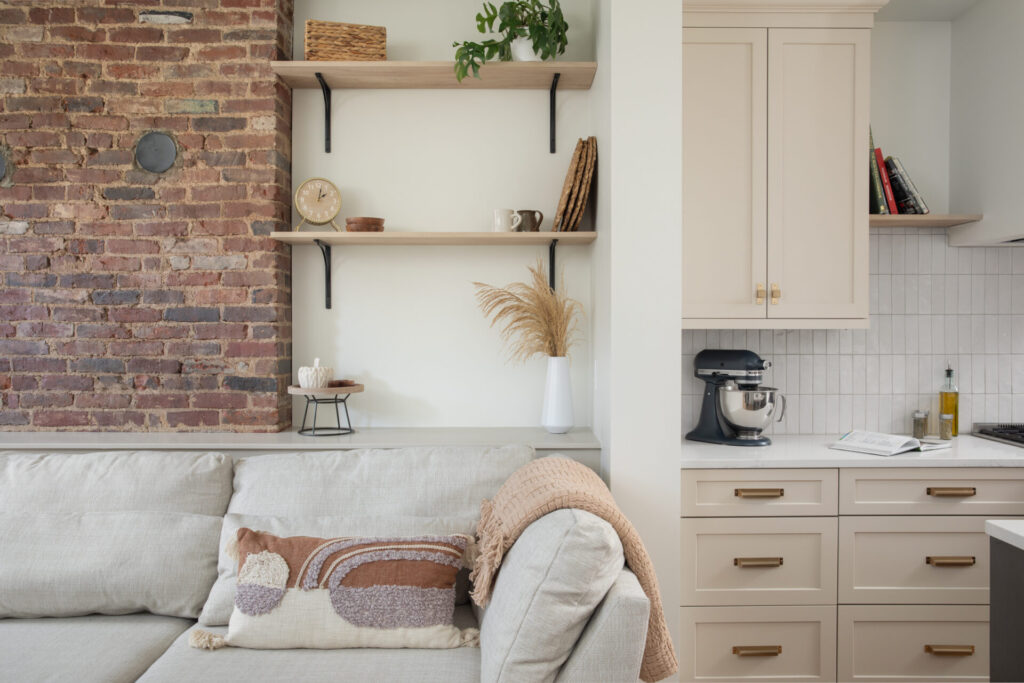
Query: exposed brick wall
0 0 294 431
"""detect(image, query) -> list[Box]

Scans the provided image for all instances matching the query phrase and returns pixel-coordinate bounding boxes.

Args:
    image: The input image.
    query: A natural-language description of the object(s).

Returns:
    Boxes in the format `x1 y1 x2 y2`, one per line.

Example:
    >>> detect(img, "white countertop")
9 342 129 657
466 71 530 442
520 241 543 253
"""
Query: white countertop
986 520 1024 551
681 434 1024 468
0 427 600 452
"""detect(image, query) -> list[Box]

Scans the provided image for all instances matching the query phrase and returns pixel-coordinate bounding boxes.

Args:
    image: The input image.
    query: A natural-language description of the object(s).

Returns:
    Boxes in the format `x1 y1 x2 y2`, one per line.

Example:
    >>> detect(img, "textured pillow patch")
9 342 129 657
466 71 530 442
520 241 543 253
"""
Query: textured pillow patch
191 528 478 651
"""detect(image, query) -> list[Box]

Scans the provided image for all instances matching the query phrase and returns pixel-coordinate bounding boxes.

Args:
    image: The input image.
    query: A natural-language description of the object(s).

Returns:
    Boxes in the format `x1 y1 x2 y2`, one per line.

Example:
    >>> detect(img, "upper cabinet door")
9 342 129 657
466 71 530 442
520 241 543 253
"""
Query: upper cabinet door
682 28 768 320
767 28 869 320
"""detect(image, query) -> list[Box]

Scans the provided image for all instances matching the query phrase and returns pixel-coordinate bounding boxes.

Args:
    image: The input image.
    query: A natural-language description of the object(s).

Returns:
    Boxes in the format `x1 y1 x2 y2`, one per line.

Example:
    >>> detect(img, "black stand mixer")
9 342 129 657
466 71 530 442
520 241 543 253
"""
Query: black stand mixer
685 349 785 447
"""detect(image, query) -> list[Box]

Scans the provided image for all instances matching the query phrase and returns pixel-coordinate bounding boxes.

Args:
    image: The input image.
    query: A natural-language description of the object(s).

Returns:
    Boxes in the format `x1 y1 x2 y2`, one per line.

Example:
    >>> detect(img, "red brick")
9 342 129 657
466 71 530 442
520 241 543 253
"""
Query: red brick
166 410 219 427
40 376 94 391
33 411 92 428
167 29 222 44
136 394 188 409
49 26 106 43
136 46 190 62
107 27 163 43
193 392 247 409
76 44 135 62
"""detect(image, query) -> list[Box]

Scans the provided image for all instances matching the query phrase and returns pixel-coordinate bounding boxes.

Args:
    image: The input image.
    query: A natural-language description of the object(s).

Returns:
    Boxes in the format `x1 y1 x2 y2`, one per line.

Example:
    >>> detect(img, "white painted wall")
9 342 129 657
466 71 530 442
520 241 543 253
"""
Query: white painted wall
871 21 951 213
604 0 683 651
950 0 1024 238
291 0 597 427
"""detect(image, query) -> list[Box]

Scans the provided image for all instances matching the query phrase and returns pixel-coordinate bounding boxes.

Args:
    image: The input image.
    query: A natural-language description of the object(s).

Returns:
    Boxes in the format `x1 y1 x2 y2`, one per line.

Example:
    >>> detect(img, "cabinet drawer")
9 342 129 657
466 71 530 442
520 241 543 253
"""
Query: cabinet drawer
838 516 1007 604
681 469 838 517
840 467 1024 515
681 605 837 683
837 605 989 682
682 517 837 606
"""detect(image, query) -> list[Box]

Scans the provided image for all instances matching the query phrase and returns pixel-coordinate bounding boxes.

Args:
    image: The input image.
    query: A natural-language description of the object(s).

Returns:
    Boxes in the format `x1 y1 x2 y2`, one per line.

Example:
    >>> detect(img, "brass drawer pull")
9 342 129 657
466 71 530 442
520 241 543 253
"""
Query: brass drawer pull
734 488 784 498
926 556 976 567
926 486 976 497
925 644 975 656
733 645 782 657
770 283 781 305
756 283 766 305
734 557 784 568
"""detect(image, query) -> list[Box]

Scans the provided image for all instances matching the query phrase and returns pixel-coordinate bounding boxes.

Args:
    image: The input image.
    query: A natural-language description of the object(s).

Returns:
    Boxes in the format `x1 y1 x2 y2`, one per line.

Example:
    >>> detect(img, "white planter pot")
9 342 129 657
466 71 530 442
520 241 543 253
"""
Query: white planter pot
541 356 573 434
511 36 542 62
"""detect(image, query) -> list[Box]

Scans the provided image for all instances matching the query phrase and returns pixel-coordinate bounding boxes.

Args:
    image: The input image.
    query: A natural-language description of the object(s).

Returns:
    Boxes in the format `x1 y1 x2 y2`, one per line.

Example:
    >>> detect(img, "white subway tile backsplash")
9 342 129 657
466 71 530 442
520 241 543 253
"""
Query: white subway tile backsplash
681 227 1023 436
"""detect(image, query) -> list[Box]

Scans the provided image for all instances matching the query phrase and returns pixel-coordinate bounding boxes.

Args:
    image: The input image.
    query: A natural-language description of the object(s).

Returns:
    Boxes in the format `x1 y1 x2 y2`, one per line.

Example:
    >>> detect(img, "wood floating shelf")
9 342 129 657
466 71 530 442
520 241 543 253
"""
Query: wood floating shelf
270 61 597 90
271 60 597 154
272 231 596 310
869 214 983 229
270 231 596 246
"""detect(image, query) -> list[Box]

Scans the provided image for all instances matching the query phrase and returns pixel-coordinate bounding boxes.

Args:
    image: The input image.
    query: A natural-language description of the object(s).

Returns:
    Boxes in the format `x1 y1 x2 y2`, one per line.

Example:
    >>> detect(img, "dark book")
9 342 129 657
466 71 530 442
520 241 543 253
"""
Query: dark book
869 128 887 214
885 157 919 214
890 156 929 215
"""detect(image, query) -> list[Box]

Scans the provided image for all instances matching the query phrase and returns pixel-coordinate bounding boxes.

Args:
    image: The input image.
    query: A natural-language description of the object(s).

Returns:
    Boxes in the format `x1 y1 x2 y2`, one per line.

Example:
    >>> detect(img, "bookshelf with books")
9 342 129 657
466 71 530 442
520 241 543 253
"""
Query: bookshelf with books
869 126 982 229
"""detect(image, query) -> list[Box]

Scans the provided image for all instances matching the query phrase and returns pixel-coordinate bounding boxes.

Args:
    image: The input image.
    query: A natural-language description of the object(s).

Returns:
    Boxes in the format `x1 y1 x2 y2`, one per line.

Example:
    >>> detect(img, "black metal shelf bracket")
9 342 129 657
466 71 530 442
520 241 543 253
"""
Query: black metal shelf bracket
314 239 332 309
549 73 560 153
316 72 331 153
548 239 558 290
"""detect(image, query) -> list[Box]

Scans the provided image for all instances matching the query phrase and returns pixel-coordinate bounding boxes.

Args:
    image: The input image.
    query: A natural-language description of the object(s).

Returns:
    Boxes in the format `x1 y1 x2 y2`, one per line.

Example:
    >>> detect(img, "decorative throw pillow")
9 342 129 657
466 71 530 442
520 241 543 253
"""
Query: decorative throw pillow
190 528 479 651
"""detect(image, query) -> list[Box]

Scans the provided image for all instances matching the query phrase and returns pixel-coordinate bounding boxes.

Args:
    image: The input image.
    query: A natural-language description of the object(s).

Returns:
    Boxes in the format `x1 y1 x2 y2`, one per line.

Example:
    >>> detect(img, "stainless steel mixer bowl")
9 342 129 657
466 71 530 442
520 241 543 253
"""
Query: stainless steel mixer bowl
718 384 785 438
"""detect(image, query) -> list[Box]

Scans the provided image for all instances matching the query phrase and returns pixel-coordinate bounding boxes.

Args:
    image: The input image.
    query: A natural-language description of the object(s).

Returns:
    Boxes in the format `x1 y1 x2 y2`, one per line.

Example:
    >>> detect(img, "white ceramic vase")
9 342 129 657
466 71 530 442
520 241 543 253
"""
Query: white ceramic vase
297 357 333 389
541 356 573 434
511 36 542 62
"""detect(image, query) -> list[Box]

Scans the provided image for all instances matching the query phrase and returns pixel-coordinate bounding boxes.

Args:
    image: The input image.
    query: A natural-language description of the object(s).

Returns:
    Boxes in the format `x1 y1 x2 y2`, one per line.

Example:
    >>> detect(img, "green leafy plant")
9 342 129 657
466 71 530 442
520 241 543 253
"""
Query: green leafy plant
452 0 569 82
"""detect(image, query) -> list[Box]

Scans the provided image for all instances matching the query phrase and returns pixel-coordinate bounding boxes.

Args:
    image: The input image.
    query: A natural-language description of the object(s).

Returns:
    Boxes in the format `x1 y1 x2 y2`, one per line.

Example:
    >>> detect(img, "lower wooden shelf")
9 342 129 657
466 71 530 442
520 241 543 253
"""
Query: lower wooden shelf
869 214 982 228
270 230 596 246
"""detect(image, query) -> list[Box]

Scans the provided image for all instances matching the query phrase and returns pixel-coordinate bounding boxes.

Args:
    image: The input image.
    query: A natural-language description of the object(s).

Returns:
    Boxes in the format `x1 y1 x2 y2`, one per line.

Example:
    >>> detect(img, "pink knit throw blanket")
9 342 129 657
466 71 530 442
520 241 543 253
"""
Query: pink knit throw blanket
469 456 679 683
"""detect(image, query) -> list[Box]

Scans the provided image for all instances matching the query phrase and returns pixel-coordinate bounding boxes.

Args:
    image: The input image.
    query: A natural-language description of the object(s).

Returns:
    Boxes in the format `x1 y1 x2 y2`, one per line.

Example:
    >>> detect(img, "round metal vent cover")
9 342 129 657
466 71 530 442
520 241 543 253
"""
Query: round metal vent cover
135 131 177 174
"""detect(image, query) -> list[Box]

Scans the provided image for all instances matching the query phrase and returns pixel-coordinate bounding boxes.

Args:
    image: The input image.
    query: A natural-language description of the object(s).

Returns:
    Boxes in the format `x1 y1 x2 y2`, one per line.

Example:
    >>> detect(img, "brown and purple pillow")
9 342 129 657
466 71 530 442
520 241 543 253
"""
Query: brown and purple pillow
192 528 478 651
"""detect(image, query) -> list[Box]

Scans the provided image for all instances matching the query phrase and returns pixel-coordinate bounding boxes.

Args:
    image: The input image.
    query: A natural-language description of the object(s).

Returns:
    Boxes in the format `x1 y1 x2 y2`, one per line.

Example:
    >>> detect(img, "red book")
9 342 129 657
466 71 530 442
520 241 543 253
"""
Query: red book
874 147 899 214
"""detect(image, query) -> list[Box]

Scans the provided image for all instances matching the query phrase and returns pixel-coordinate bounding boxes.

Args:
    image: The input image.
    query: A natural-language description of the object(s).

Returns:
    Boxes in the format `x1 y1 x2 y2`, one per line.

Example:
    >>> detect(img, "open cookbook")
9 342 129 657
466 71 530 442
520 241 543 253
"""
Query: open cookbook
830 430 952 457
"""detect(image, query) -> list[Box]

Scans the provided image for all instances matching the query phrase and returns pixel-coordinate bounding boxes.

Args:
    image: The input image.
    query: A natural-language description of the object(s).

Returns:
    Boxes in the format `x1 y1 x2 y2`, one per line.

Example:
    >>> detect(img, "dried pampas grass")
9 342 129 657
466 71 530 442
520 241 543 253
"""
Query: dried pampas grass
473 261 583 362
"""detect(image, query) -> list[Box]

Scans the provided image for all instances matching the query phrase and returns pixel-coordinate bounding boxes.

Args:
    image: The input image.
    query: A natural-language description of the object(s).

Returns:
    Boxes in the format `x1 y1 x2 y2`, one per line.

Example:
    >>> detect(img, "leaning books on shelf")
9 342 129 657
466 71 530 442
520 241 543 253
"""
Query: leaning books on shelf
874 147 899 214
886 156 930 215
830 430 951 457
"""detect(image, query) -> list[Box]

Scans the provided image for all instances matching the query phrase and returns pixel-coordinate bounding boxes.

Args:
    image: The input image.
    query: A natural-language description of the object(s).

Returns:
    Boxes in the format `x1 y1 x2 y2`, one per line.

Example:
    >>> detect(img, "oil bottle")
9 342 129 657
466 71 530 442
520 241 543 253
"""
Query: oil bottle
939 365 959 437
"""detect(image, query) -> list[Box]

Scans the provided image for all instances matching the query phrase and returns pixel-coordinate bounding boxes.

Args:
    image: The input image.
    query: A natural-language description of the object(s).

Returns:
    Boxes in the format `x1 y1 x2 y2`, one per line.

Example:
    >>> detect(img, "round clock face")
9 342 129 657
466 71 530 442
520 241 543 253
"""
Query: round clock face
295 178 341 225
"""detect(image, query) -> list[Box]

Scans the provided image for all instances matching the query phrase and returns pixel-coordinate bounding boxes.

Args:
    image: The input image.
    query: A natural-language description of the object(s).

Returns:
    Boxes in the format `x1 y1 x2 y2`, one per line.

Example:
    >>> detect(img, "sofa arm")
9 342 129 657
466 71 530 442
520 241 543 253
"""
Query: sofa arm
556 568 651 683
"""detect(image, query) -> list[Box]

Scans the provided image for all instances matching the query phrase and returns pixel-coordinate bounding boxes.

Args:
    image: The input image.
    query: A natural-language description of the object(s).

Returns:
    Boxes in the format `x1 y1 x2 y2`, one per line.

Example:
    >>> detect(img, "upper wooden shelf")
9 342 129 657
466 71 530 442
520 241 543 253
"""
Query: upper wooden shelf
271 231 596 246
271 60 597 90
869 214 983 229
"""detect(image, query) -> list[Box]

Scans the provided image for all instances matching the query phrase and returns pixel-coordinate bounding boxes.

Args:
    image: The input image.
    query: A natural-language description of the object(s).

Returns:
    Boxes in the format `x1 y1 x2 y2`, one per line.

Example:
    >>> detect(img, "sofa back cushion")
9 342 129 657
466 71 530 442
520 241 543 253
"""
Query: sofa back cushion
0 511 221 619
478 509 625 683
200 512 477 626
228 446 534 518
0 450 233 515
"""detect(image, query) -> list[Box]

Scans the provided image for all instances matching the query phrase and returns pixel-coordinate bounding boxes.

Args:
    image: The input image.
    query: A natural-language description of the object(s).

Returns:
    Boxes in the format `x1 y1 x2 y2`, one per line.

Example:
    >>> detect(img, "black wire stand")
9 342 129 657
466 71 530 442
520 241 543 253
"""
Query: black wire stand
289 384 363 437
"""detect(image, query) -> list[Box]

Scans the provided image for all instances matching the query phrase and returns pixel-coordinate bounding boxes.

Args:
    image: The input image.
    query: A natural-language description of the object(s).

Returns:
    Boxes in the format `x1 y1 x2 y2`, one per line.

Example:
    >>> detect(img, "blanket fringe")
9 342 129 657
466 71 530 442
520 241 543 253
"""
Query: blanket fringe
469 499 505 607
459 627 481 648
189 629 227 650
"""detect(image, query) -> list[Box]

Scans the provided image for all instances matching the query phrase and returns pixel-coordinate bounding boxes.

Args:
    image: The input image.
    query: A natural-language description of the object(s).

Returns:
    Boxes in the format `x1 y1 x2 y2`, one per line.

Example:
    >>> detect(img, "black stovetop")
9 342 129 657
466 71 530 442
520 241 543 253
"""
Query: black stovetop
974 423 1024 447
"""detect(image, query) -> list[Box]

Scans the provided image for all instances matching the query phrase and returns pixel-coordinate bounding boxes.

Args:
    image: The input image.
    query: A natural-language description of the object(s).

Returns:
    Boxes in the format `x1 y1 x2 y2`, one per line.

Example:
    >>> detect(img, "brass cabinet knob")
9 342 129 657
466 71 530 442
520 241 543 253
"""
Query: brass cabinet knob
755 283 766 305
770 283 781 305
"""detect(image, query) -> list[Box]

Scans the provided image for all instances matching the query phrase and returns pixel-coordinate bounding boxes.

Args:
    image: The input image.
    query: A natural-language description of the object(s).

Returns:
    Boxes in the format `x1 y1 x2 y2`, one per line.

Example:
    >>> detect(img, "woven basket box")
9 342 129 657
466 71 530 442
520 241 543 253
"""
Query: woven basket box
305 20 386 61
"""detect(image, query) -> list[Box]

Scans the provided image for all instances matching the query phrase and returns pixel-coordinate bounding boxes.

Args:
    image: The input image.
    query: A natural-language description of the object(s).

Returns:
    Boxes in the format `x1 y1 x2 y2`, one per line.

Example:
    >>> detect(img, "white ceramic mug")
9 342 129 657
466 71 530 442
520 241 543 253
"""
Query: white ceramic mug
493 209 523 232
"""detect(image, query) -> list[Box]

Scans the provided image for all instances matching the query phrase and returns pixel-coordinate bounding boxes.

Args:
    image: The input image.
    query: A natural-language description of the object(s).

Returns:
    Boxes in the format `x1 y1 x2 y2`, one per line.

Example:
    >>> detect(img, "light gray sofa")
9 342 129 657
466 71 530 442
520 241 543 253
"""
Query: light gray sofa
0 446 650 683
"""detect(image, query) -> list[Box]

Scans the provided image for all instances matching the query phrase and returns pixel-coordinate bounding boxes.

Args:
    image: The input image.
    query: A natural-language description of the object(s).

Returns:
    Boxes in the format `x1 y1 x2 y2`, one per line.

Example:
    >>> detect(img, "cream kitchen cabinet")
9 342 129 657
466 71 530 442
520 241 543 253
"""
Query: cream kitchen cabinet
680 465 1015 682
682 3 877 329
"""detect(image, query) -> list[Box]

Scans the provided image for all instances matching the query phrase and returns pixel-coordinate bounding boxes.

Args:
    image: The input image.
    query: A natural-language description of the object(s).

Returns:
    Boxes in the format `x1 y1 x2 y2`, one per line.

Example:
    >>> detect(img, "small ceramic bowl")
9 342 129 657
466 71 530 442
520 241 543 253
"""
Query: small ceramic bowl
346 217 385 232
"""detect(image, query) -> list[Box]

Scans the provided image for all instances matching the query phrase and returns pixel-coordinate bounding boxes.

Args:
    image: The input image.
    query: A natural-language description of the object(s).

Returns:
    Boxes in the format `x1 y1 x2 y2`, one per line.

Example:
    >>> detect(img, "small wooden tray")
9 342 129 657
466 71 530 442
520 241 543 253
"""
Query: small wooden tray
288 384 364 396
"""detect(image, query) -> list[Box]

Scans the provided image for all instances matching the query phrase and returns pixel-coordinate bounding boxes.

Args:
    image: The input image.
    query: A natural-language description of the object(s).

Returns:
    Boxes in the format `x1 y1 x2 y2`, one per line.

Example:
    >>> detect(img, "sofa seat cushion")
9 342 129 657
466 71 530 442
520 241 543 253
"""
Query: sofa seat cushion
0 613 192 683
140 607 481 683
